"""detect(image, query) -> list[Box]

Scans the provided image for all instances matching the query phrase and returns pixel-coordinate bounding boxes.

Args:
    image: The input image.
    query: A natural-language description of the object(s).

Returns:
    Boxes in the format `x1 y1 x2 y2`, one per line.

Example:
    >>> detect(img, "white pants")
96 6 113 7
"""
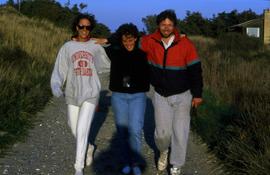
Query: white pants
67 101 96 170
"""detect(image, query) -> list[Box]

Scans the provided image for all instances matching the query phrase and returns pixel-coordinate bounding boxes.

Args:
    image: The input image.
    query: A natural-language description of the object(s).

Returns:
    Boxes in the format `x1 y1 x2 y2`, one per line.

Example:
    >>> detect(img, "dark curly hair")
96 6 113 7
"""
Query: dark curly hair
156 9 177 26
71 13 96 35
115 23 139 41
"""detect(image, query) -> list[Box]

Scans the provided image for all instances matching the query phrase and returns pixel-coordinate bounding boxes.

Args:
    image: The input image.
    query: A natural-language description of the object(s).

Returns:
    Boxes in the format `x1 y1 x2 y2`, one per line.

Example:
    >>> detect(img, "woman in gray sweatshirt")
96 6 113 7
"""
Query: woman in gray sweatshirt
50 14 110 175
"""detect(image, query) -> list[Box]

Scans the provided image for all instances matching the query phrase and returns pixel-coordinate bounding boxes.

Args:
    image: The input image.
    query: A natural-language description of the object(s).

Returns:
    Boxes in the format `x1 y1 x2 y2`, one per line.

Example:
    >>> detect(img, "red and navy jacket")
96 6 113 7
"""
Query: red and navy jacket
141 29 203 98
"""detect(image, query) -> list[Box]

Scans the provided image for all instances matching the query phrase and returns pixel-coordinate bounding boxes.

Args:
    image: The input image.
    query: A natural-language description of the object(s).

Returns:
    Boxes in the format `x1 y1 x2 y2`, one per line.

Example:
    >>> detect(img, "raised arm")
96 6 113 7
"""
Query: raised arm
93 45 111 74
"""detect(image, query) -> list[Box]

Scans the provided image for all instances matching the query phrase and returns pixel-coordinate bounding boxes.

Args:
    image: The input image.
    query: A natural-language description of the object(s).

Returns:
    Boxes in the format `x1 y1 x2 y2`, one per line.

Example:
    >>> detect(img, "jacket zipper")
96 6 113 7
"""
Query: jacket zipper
159 41 177 69
151 36 179 95
151 36 179 69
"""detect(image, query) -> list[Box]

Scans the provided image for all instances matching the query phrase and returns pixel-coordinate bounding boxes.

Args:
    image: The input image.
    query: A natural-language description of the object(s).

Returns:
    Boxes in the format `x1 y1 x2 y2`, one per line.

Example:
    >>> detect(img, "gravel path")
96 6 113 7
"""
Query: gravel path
0 74 227 175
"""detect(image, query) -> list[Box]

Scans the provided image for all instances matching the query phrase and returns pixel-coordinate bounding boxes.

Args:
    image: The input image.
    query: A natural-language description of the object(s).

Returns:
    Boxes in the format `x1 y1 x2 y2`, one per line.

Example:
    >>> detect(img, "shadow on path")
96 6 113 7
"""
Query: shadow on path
89 90 111 145
89 95 157 175
143 98 159 166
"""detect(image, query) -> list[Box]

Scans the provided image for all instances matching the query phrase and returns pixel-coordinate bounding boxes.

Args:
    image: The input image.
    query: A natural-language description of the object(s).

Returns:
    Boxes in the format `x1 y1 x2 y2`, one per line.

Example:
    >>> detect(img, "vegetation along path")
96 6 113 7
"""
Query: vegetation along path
0 74 227 175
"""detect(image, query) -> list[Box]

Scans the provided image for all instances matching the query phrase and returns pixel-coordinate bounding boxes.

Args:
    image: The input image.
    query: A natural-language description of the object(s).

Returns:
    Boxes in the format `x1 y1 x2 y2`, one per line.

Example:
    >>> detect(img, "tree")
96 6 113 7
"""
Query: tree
142 9 259 37
6 0 22 11
210 9 259 36
64 0 70 7
6 0 14 6
18 0 111 37
79 3 87 11
71 4 79 14
211 11 230 36
178 11 213 36
142 15 157 34
92 23 111 37
17 0 20 11
238 9 259 23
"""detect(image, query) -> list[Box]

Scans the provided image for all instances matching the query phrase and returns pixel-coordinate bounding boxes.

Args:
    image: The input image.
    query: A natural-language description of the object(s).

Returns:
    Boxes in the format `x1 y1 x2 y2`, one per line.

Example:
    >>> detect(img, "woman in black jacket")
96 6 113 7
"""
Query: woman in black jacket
103 23 149 175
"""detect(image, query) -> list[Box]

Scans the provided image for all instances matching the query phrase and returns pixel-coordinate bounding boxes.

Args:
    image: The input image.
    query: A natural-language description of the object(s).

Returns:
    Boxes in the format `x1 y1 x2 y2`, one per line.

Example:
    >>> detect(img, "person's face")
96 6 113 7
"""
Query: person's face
76 18 91 40
122 35 137 51
159 18 175 38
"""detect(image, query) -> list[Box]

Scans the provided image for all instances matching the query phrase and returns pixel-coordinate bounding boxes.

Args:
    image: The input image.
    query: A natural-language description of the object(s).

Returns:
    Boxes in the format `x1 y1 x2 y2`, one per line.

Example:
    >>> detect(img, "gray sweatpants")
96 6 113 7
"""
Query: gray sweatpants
153 90 192 168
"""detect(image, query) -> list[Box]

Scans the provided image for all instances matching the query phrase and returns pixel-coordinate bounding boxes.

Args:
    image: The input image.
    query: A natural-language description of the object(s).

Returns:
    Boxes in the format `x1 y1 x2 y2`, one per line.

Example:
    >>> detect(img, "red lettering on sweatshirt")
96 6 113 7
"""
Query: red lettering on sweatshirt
72 51 93 76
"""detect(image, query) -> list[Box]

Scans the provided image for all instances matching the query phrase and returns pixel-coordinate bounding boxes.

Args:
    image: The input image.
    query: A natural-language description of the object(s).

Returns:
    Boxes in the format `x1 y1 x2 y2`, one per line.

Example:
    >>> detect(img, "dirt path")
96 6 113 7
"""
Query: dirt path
0 74 227 175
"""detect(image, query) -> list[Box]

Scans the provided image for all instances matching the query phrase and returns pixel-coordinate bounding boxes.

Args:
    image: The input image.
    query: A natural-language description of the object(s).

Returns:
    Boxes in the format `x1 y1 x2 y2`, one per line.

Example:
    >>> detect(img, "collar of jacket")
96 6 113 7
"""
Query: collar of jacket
151 28 181 43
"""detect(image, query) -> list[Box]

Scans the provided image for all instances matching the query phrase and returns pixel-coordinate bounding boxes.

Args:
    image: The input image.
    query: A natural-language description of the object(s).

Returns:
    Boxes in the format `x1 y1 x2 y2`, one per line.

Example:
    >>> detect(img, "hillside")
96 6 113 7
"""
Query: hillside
0 6 70 153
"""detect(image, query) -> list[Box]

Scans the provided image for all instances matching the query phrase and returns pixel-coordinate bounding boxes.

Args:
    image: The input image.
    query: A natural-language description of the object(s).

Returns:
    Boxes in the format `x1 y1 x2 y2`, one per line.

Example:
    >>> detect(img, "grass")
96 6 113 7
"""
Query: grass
0 6 70 154
191 33 270 174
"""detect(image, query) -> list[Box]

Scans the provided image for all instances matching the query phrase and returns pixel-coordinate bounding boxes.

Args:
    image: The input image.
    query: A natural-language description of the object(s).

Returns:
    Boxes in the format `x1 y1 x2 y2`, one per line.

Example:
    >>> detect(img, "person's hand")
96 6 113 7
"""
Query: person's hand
192 98 203 108
71 35 78 41
52 85 63 97
92 38 108 45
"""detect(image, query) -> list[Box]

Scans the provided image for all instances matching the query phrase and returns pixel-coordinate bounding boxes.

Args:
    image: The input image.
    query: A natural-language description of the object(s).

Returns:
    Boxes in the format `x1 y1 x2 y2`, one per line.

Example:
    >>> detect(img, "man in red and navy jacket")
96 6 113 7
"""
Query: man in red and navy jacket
141 10 203 175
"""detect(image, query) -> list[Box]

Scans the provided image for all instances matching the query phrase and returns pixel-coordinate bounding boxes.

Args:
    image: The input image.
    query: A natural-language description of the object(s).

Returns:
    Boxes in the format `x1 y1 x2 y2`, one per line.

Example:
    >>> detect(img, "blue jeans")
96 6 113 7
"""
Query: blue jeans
111 92 146 165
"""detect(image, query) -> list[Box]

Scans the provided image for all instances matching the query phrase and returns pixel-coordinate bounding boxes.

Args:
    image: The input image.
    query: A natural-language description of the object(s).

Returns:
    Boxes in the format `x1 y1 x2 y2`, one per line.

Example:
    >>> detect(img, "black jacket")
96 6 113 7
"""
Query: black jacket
104 45 150 93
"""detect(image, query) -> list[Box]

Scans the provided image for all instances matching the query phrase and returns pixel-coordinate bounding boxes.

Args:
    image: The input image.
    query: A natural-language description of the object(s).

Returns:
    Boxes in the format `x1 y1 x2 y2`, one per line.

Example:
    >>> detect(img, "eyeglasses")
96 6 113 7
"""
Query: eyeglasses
77 25 91 31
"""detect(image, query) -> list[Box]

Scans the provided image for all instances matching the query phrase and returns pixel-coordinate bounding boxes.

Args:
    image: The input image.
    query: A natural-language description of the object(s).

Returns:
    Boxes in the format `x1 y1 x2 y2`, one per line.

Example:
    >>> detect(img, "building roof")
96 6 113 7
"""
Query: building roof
230 18 263 28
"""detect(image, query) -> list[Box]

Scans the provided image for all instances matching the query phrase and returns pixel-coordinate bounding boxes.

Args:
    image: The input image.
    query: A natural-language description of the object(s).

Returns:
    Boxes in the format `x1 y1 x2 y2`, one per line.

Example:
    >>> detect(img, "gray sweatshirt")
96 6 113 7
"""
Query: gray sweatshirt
50 40 110 106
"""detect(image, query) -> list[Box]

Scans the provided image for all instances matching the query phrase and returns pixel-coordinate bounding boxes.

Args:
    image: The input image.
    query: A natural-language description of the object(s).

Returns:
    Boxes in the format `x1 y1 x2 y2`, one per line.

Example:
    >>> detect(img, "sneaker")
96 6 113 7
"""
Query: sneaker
74 169 84 175
157 150 169 171
121 165 131 174
86 144 94 166
132 166 142 175
170 167 181 175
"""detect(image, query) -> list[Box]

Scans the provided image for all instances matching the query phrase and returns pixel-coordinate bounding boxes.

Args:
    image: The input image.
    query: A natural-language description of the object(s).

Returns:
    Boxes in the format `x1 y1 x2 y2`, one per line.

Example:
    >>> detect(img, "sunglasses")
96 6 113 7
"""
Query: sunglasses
77 25 91 31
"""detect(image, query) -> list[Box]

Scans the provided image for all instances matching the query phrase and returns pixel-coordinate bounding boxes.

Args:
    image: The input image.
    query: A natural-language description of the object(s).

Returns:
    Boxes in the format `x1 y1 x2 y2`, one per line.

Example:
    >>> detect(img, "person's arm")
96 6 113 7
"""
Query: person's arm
93 45 111 74
50 45 69 97
93 38 108 45
186 41 203 108
92 33 121 60
92 32 119 45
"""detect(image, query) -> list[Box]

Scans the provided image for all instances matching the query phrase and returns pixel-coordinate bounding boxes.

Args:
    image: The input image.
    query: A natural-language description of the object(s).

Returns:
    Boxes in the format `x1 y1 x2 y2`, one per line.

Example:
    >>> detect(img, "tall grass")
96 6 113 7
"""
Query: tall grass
0 6 70 154
191 34 270 174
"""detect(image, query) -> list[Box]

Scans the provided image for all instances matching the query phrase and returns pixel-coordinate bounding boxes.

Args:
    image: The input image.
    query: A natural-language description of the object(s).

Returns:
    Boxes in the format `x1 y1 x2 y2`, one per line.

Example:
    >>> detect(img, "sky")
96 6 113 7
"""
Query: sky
1 0 269 31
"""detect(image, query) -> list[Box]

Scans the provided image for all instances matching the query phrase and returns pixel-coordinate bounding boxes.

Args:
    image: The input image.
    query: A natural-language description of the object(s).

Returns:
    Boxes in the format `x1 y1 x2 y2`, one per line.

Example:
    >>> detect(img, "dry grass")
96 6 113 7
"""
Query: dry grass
0 6 70 153
191 34 270 174
0 6 70 64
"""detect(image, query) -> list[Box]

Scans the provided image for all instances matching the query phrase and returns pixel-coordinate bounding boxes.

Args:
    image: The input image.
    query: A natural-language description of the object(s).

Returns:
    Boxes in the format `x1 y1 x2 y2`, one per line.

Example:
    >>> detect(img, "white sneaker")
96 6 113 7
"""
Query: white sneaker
170 167 181 175
86 144 94 166
132 166 142 175
157 150 169 171
74 169 83 175
121 165 131 174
